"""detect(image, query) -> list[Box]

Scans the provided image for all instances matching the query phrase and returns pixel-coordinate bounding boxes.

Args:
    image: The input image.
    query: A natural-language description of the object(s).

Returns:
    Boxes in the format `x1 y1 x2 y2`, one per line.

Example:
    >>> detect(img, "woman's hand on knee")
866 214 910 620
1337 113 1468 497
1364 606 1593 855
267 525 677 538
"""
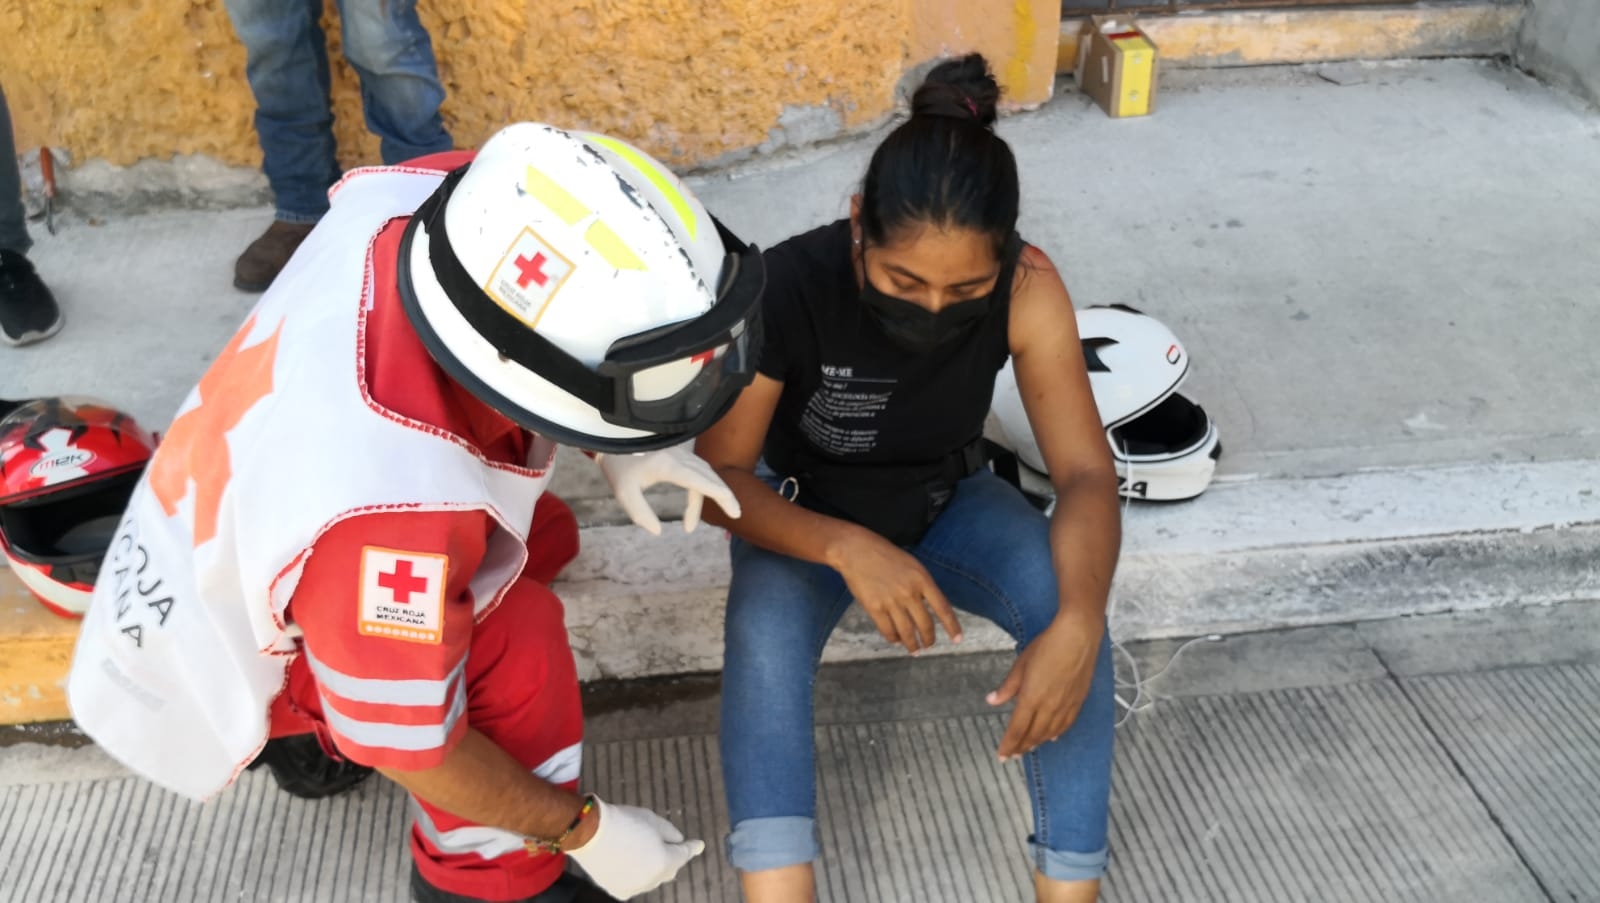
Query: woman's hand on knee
989 618 1102 761
833 530 962 654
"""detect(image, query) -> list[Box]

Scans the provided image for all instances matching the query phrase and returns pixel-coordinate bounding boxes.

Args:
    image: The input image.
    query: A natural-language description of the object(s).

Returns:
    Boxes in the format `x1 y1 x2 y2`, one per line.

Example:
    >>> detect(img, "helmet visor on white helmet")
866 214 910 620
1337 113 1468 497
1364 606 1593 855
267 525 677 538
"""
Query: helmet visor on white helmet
406 167 766 447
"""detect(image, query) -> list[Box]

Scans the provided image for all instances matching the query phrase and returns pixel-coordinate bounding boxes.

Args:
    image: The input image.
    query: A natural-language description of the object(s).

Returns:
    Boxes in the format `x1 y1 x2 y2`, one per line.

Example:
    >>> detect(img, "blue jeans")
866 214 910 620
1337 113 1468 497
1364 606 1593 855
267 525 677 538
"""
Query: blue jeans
0 82 31 254
223 0 452 222
719 469 1116 882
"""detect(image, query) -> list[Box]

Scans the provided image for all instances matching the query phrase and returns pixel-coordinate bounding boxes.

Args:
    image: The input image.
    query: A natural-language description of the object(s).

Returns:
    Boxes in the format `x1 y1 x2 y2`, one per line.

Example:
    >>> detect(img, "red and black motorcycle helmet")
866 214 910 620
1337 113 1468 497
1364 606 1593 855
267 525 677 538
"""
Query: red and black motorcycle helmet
0 397 157 618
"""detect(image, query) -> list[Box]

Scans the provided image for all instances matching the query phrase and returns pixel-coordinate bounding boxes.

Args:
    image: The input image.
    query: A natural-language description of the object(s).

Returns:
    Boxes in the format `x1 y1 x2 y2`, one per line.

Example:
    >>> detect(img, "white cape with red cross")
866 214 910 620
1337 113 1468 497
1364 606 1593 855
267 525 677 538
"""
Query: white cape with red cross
65 164 554 802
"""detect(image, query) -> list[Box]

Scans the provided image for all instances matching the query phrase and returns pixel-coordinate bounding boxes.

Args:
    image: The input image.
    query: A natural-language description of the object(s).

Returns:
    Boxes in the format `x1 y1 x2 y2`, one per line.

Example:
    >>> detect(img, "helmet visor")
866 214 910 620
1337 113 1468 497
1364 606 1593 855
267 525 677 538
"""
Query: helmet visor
596 221 763 433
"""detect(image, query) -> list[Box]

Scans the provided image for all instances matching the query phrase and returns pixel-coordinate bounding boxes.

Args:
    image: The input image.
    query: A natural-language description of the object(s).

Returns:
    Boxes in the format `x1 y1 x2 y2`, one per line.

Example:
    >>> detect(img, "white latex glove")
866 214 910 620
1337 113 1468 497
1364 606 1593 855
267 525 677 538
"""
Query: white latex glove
595 446 741 536
566 797 706 899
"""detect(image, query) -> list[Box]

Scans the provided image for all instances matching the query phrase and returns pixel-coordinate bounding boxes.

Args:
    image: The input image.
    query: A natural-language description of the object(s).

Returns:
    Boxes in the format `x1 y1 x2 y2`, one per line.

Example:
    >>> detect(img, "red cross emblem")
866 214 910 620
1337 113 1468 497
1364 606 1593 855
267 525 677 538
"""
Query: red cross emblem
486 229 576 328
360 548 447 644
377 558 429 604
513 252 551 289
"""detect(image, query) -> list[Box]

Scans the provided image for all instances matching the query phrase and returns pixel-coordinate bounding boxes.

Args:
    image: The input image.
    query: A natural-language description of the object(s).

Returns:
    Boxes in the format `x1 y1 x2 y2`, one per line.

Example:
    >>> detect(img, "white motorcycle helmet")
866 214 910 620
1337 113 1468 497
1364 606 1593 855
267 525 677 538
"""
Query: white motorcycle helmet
991 304 1221 501
399 122 765 452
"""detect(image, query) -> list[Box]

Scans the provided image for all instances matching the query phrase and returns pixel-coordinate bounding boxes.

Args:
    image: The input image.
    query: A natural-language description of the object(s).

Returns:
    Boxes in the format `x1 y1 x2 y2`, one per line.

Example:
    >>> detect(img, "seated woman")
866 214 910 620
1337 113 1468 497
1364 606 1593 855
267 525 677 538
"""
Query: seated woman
695 54 1121 903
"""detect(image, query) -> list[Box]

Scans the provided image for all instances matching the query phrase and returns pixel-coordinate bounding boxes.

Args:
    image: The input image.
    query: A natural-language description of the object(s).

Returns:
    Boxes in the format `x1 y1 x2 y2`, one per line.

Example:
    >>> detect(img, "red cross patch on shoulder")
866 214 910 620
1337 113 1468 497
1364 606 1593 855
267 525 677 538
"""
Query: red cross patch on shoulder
358 546 449 644
484 227 575 329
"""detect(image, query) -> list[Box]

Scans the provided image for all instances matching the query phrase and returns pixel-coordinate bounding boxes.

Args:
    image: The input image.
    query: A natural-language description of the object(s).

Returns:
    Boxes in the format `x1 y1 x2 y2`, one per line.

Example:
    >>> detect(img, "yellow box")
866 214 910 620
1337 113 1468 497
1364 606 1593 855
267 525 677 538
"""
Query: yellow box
1110 36 1155 117
1075 17 1160 118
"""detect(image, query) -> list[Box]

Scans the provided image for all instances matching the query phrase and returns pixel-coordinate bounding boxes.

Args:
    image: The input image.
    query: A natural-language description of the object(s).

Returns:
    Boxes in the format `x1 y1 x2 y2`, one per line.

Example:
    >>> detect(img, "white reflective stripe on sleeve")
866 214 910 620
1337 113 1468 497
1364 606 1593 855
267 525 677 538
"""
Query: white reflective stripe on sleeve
532 741 583 786
411 798 530 859
319 669 468 753
302 644 467 707
407 741 586 860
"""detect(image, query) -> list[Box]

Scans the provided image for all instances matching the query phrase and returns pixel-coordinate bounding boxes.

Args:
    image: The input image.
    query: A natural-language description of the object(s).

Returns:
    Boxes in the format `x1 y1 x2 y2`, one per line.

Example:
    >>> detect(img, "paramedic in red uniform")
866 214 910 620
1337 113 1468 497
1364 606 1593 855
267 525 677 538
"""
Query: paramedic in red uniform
66 123 766 903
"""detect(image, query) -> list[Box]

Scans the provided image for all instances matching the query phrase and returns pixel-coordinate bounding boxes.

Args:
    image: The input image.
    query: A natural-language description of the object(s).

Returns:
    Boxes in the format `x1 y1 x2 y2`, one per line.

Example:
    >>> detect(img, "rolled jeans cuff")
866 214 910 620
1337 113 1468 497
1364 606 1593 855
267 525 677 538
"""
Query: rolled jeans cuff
726 816 820 873
1030 839 1108 882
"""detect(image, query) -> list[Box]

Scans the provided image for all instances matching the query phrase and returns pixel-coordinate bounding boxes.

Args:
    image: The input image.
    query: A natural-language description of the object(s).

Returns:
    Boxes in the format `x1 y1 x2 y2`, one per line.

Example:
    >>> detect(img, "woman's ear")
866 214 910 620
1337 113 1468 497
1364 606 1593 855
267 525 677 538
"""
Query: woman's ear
849 194 862 244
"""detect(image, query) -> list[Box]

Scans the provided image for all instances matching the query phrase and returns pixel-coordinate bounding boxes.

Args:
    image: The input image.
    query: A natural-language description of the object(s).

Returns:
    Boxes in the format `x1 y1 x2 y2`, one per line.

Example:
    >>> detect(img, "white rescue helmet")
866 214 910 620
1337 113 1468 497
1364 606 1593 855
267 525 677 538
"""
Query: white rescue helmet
991 304 1221 501
399 123 765 452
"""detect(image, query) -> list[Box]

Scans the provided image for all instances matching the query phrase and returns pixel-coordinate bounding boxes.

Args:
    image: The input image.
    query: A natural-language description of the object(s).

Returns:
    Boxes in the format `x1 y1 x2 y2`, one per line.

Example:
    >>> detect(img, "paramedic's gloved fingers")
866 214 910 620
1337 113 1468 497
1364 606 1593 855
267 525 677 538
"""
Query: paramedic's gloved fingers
682 489 705 534
596 447 741 536
567 797 705 899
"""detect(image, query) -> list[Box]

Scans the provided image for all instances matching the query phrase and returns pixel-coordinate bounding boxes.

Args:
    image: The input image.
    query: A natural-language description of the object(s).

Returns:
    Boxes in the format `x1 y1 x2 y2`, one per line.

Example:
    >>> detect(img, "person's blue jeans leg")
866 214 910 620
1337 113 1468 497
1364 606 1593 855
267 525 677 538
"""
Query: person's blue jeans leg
0 82 32 255
335 0 452 166
913 469 1117 883
719 535 855 873
224 0 340 223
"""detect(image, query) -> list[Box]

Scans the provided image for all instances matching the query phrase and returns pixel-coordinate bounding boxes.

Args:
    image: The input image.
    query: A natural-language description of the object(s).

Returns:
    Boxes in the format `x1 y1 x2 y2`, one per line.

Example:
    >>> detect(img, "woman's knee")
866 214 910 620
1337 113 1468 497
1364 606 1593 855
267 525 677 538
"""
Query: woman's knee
721 546 843 702
925 474 1061 643
721 588 826 699
975 553 1059 646
725 543 842 635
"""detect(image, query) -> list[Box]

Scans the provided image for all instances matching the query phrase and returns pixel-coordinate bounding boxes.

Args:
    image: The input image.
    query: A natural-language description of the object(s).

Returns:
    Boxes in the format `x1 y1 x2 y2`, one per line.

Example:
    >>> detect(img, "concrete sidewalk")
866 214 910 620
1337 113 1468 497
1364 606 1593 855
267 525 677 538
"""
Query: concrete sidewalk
3 59 1600 687
3 600 1597 902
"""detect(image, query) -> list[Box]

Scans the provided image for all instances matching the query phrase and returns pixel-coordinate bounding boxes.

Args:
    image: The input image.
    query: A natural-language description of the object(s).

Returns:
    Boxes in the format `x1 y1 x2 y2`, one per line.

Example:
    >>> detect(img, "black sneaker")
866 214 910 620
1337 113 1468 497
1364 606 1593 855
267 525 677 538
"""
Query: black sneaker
248 733 375 799
0 249 63 346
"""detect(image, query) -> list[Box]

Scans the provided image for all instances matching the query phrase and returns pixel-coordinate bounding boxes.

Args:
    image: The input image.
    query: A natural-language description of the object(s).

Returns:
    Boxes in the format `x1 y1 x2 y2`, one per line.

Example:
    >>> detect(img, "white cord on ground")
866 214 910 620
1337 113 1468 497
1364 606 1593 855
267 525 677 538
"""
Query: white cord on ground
1104 437 1224 728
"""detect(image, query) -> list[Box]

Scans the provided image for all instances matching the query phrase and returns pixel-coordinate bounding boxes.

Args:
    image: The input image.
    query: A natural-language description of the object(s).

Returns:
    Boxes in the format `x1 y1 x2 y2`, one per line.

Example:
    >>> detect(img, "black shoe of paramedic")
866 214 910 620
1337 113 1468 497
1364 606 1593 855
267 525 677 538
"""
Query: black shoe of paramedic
247 733 375 799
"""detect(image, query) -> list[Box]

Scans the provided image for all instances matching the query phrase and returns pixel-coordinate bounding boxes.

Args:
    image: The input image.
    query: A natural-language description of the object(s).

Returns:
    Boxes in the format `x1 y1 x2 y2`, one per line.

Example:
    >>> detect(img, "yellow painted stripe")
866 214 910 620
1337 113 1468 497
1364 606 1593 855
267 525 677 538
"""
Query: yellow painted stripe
587 135 699 240
585 220 647 271
0 569 77 724
524 165 589 225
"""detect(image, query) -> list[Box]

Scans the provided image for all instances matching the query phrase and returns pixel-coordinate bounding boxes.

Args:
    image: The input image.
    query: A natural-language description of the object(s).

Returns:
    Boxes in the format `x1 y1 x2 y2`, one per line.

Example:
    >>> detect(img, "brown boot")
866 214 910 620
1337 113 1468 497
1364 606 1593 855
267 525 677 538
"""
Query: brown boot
234 220 316 292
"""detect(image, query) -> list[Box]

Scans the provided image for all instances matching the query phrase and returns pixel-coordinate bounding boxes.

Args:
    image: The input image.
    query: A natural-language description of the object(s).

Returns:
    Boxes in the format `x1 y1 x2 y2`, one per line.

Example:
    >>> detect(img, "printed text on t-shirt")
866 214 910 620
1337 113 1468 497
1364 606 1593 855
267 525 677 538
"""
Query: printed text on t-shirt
798 367 897 455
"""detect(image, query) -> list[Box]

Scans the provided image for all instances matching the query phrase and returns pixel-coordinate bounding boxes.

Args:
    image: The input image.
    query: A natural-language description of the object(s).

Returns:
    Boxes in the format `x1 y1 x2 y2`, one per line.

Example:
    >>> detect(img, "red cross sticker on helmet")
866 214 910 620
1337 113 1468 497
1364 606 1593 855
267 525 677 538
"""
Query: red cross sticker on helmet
483 228 576 329
358 546 449 644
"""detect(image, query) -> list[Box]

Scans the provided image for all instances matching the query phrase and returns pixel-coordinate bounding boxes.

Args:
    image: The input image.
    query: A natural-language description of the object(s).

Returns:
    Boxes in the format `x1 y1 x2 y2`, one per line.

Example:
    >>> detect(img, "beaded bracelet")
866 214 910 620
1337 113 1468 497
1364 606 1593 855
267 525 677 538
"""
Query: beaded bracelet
527 794 597 855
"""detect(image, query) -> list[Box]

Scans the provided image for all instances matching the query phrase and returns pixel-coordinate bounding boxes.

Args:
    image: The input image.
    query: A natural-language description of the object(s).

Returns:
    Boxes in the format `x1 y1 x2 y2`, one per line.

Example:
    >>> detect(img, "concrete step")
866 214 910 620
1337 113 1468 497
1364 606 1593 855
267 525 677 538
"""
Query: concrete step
559 458 1600 681
1056 2 1525 74
9 456 1597 721
0 582 78 725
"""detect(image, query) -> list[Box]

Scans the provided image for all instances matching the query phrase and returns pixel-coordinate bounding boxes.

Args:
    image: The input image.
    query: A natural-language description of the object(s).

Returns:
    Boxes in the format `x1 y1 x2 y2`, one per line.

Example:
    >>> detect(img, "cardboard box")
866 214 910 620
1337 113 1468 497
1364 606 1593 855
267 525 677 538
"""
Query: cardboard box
1075 16 1159 118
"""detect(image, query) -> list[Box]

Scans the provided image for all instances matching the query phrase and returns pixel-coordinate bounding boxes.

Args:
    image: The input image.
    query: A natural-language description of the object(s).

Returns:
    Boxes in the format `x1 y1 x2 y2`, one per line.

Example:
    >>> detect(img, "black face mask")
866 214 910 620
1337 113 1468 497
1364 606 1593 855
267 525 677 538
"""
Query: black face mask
861 277 992 354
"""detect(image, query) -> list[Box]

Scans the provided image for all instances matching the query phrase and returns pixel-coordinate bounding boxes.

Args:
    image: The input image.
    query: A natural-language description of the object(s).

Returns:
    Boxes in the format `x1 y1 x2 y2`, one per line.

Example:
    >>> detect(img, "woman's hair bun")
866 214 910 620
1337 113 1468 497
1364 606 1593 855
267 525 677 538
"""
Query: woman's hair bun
910 53 1001 128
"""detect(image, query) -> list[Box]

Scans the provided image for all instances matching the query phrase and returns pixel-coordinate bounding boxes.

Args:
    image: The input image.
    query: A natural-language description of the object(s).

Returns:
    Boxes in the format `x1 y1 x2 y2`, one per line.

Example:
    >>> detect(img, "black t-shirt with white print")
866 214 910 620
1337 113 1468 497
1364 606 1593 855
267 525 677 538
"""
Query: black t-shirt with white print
758 219 1018 473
